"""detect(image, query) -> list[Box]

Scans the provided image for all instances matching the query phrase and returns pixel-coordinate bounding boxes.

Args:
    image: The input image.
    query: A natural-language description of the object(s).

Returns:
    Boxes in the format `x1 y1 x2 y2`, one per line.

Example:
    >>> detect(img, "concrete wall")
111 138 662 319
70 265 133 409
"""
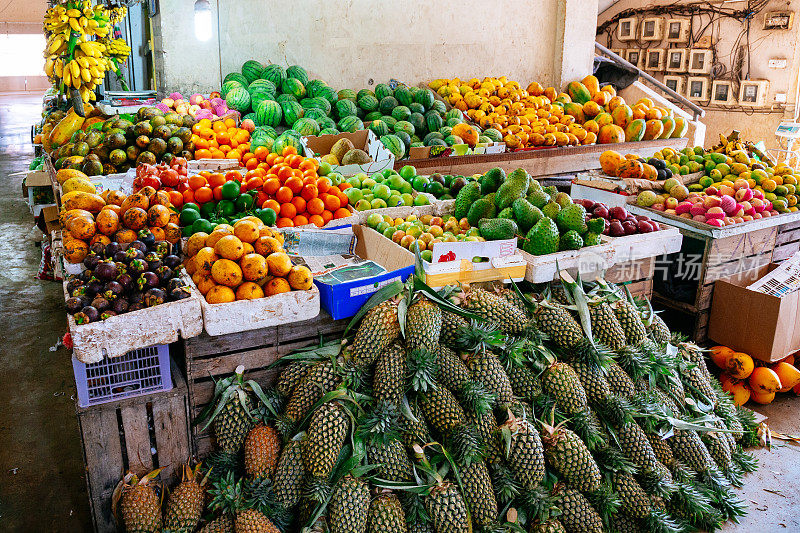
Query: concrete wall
153 0 598 96
1 7 49 92
597 0 800 149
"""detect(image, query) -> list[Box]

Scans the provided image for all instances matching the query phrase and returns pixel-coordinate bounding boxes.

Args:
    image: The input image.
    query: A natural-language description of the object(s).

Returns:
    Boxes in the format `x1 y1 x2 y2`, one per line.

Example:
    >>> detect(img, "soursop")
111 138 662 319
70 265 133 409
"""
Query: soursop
555 203 588 234
523 217 559 256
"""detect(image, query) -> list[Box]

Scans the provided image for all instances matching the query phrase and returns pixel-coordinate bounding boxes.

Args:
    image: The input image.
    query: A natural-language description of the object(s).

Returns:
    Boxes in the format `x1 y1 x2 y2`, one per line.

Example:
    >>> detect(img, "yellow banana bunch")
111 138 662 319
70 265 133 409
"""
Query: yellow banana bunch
105 38 131 57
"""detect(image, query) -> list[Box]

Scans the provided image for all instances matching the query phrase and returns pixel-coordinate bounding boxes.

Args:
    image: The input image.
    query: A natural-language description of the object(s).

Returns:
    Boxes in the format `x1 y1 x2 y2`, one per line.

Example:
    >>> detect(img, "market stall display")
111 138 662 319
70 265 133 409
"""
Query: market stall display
711 346 800 406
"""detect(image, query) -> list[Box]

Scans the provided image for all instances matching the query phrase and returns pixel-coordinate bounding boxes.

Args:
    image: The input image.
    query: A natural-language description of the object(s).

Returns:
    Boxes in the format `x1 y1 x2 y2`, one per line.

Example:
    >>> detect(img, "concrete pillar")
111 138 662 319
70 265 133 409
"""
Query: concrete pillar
554 0 599 88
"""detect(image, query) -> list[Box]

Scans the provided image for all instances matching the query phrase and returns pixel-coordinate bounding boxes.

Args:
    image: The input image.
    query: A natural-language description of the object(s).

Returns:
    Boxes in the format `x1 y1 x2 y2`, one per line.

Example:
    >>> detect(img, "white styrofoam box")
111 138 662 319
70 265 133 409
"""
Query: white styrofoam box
570 183 631 208
521 243 616 283
606 225 683 263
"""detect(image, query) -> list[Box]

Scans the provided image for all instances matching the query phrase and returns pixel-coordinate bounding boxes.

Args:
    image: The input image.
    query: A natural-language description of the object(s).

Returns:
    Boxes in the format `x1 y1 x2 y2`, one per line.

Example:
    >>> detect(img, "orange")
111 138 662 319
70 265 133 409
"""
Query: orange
263 178 280 195
276 217 294 228
321 210 333 224
194 187 213 204
281 145 298 156
291 196 306 214
206 284 236 303
324 194 341 211
266 252 293 277
280 202 297 219
188 175 207 190
307 197 325 216
213 185 224 201
235 281 264 300
301 184 318 201
212 121 227 133
276 186 293 204
208 173 225 188
262 199 281 214
285 176 303 195
254 146 269 160
277 166 294 182
284 154 301 169
264 277 292 296
233 220 259 243
316 177 331 194
334 208 351 219
226 170 243 182
211 258 243 287
299 159 318 172
214 235 245 261
293 215 309 226
308 214 324 227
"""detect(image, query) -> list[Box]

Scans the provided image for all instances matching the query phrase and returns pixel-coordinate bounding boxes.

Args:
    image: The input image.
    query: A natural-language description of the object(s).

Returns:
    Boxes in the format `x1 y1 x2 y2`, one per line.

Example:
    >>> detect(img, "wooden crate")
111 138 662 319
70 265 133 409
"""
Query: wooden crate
773 220 800 263
605 256 655 299
183 313 347 458
77 358 190 533
652 225 778 343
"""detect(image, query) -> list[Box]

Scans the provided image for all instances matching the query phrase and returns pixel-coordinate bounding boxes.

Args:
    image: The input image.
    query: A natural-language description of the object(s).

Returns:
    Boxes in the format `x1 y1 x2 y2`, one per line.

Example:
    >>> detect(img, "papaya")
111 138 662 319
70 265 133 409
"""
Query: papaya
595 113 614 128
671 116 689 138
63 238 89 264
659 116 676 139
566 81 591 104
624 119 646 142
62 177 96 194
60 208 93 229
80 117 105 131
617 159 644 180
643 119 664 140
62 191 106 213
611 105 633 129
48 108 86 147
598 124 625 144
563 102 586 123
582 75 601 96
56 168 89 185
68 216 96 240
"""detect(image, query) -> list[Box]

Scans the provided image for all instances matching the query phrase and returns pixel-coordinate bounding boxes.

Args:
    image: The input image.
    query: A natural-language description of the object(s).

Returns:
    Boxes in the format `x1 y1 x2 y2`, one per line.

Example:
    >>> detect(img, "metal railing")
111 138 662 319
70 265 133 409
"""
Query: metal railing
595 42 705 121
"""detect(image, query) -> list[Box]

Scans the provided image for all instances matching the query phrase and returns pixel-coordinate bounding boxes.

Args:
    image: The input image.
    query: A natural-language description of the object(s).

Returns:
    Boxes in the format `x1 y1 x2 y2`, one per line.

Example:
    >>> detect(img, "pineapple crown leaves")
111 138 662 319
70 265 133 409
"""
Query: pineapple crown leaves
454 320 507 354
490 462 523 505
111 469 164 522
557 269 596 347
669 477 722 526
511 484 562 525
406 348 439 393
446 422 485 466
206 470 246 516
270 340 341 368
566 409 609 452
508 278 537 312
243 477 292 530
195 366 276 431
592 445 637 477
355 400 401 445
731 448 758 474
456 381 495 417
583 481 622 528
642 508 688 533
412 276 483 323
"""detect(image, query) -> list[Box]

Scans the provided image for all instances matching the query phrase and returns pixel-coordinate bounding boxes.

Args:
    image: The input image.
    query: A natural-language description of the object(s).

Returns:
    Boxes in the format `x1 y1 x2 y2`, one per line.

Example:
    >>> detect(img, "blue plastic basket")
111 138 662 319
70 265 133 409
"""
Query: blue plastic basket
72 344 173 407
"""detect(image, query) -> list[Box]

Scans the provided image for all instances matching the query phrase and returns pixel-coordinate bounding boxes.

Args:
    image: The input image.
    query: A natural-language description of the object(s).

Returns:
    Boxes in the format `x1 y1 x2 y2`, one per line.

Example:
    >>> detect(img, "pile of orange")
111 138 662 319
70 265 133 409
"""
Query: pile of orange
239 145 353 228
190 118 252 161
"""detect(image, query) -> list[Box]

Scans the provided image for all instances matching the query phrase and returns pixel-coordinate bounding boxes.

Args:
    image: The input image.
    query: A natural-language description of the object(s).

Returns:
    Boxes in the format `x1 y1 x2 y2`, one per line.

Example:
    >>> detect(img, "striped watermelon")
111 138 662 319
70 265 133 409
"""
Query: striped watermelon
319 127 339 135
446 117 463 127
306 79 328 98
369 120 390 137
374 83 393 100
335 99 358 118
391 106 411 122
364 111 382 122
440 126 453 137
431 100 447 114
250 90 274 111
309 96 331 115
444 135 464 146
394 121 414 136
317 117 336 130
356 89 375 101
411 142 424 148
409 113 426 135
394 131 411 149
483 128 503 142
276 93 297 105
255 100 282 127
254 125 277 138
303 108 328 121
271 132 303 155
357 94 379 112
479 136 492 144
428 138 448 147
221 80 244 99
380 134 405 160
408 102 425 115
337 89 357 101
281 100 304 127
286 65 309 85
381 115 398 128
379 96 398 115
249 78 276 93
338 116 364 133
414 89 435 110
317 86 338 105
394 86 413 107
250 130 274 152
241 60 263 84
423 131 444 145
224 72 248 86
261 64 286 87
281 78 306 99
293 118 320 136
243 112 256 121
225 86 251 113
445 109 462 121
410 134 421 144
425 111 443 133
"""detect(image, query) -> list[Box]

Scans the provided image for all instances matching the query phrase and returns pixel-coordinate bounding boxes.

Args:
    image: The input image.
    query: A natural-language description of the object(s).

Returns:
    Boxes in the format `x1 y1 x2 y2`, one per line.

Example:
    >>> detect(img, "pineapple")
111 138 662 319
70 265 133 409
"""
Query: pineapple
588 301 626 350
406 297 442 351
507 364 542 403
420 383 467 434
275 361 312 397
669 429 716 474
529 518 567 533
541 362 588 416
367 438 414 482
373 342 407 406
551 485 603 533
399 399 432 449
303 401 349 480
703 431 733 472
467 350 515 408
273 439 305 510
409 522 436 533
350 300 401 368
605 359 636 399
494 286 533 316
244 425 281 480
646 313 671 345
199 514 234 533
646 433 675 469
114 470 162 533
470 408 500 463
542 426 601 493
283 359 341 424
682 363 716 404
617 420 661 474
368 493 408 533
613 471 651 520
612 299 648 345
440 309 469 348
570 361 611 404
460 287 528 334
609 513 642 533
164 464 207 533
424 481 472 533
235 509 280 532
499 416 545 490
458 460 498 527
533 304 585 350
329 476 370 533
436 345 472 393
680 343 713 383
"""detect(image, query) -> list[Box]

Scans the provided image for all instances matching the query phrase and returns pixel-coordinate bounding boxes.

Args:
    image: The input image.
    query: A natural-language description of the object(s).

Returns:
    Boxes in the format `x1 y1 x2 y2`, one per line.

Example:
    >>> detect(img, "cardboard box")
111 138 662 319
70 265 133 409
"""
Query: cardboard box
311 225 414 319
23 170 55 214
422 238 526 288
301 130 395 176
41 205 61 235
709 263 800 362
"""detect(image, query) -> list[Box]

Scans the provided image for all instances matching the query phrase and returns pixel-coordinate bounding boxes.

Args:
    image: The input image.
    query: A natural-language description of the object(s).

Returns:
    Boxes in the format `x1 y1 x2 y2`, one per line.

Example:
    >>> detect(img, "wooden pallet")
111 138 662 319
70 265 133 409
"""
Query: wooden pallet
77 358 190 533
183 313 347 458
605 256 655 299
652 224 778 343
773 220 800 263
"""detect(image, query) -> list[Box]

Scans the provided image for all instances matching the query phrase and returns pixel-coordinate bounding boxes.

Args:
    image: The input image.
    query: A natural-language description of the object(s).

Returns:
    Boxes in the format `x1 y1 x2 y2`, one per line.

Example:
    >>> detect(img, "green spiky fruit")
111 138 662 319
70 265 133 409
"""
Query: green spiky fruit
283 360 340 424
198 514 234 533
612 299 648 345
555 203 588 233
500 417 546 490
367 439 414 482
406 298 442 351
533 305 584 351
119 472 163 533
373 342 407 406
350 300 401 368
542 362 588 416
529 518 567 533
570 361 611 404
617 420 662 474
460 288 528 335
425 482 472 533
440 310 469 347
551 485 603 533
330 476 370 533
468 351 514 408
523 217 560 256
275 361 312 397
164 464 206 533
543 427 601 493
303 402 349 480
458 460 498 527
368 493 408 533
244 425 281 481
272 439 305 510
588 302 626 351
558 230 583 251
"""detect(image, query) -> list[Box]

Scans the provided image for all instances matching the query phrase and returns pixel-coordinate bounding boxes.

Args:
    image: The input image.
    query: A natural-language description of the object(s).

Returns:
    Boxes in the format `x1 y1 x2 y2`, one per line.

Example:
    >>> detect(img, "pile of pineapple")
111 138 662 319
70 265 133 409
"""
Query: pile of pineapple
113 274 760 533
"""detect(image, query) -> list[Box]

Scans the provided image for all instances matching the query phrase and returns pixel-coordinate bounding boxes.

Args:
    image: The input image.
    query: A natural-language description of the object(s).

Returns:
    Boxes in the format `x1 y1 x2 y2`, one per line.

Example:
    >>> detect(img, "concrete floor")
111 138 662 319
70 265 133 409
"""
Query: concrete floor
0 92 799 532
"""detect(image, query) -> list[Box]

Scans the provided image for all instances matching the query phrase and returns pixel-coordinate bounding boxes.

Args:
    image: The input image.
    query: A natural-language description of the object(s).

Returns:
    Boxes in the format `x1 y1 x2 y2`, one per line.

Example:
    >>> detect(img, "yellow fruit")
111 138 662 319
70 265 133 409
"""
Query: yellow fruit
287 265 313 291
235 281 264 300
233 220 260 243
214 235 245 261
185 232 209 257
206 228 233 249
727 352 755 379
773 362 800 392
211 259 243 287
728 381 751 406
749 389 775 405
206 285 235 304
264 277 291 296
192 272 215 295
62 177 95 194
240 253 268 282
194 247 219 274
254 236 283 256
266 252 293 277
749 366 782 394
710 345 735 369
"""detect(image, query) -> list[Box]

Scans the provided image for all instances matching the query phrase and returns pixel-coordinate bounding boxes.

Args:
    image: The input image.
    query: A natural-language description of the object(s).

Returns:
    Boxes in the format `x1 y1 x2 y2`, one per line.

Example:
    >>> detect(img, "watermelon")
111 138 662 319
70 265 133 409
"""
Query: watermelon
431 100 447 114
478 135 492 144
380 134 405 160
261 64 286 87
364 111 382 122
440 126 453 137
250 91 274 111
301 97 331 115
357 94 379 112
249 78 276 93
317 87 338 105
306 79 328 98
411 142 424 148
356 107 366 120
319 127 339 135
281 78 306 99
317 117 336 130
225 86 251 113
293 118 320 136
446 117 463 127
409 113 426 135
338 116 363 133
250 130 274 152
393 120 415 136
303 108 327 121
428 138 448 147
381 115 398 128
415 89 435 110
356 89 375 101
255 100 282 127
408 102 425 115
276 93 297 105
224 72 248 86
369 120 390 137
241 60 263 84
394 131 411 149
254 125 277 138
337 89 357 101
280 100 304 127
483 128 502 142
395 86 413 107
379 96 398 115
425 111 443 133
221 80 244 99
445 109 461 121
410 134 421 144
271 132 303 155
391 106 411 122
243 112 256 122
335 99 358 118
374 83 393 100
444 135 464 146
423 131 444 145
286 65 309 85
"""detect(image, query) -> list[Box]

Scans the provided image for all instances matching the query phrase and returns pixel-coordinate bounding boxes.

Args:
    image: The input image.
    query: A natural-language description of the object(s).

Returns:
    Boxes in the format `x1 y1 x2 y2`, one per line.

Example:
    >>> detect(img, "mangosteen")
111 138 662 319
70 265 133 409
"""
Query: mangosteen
137 271 160 291
105 242 122 258
94 260 118 281
145 252 162 271
129 258 147 275
112 298 129 314
66 278 84 293
128 291 144 305
79 270 94 283
114 262 128 276
144 287 166 307
162 254 181 269
71 285 89 299
86 279 104 297
170 286 192 301
114 250 129 263
65 297 84 314
104 280 124 299
100 310 117 320
90 242 106 256
128 302 145 312
129 240 148 254
138 229 156 246
156 265 173 282
167 278 185 293
75 306 99 324
153 242 171 256
124 247 142 261
91 295 110 313
116 273 134 292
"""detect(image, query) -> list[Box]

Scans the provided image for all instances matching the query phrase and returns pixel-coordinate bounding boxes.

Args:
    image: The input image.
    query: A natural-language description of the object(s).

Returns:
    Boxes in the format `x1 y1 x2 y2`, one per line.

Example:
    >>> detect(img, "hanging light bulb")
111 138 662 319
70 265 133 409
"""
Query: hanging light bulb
194 0 213 41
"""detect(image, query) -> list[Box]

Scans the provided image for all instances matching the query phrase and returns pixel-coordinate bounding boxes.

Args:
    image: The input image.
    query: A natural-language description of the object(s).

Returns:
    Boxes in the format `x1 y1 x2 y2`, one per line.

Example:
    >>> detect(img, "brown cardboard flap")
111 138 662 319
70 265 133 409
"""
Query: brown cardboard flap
352 225 414 272
42 205 61 234
304 130 369 157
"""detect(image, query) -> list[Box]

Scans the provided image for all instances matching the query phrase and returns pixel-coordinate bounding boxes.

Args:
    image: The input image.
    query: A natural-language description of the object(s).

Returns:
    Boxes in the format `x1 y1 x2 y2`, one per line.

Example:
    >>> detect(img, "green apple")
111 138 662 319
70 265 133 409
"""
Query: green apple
355 199 372 211
344 187 363 203
346 176 362 188
387 194 403 207
372 183 392 200
371 198 388 209
366 213 383 228
387 175 405 191
361 177 377 188
318 161 332 176
399 165 417 181
401 193 414 206
413 195 430 206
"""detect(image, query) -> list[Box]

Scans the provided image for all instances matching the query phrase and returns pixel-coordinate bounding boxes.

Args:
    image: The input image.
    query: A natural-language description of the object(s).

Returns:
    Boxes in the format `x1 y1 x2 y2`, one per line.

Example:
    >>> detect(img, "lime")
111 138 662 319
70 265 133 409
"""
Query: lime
217 199 236 217
256 207 277 226
183 202 200 212
235 194 254 212
181 225 194 238
221 180 240 200
200 201 217 218
412 176 429 192
318 160 332 176
192 218 214 234
178 207 201 226
399 165 417 181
